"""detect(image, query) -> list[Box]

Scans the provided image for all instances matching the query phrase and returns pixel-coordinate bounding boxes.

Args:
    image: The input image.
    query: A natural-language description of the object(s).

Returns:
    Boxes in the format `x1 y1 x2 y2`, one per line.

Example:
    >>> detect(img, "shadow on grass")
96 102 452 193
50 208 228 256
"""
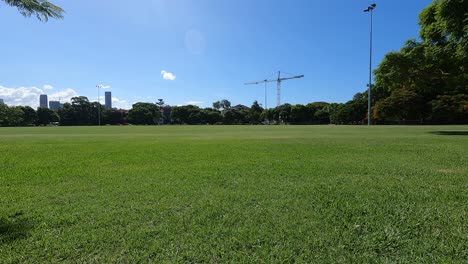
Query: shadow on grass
0 212 33 244
429 131 468 136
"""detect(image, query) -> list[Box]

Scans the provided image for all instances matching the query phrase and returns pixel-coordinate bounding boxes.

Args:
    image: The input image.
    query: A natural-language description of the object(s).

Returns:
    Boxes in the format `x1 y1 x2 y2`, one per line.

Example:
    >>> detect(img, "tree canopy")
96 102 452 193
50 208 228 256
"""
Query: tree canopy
2 0 64 21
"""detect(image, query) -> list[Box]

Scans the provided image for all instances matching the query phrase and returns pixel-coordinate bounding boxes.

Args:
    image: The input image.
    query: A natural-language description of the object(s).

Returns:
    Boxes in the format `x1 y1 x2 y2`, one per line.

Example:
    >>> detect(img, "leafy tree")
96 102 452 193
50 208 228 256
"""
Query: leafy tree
212 101 222 110
264 108 279 124
18 106 37 125
314 108 330 124
430 94 468 124
277 104 292 124
0 104 9 126
170 105 222 125
9 106 25 126
332 97 367 125
102 109 128 125
291 104 308 124
328 103 343 124
373 89 424 124
201 108 222 125
128 103 161 125
221 99 231 110
212 99 231 111
37 107 58 125
71 96 93 125
57 103 75 126
373 0 467 124
0 105 24 126
223 109 248 125
249 101 264 124
2 0 64 21
156 99 165 108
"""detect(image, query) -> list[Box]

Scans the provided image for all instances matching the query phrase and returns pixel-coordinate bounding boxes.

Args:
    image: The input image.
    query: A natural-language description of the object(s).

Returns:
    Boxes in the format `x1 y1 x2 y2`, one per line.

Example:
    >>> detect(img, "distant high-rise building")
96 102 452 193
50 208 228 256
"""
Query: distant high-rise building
0 98 4 104
105 91 112 109
49 101 63 111
39 94 48 108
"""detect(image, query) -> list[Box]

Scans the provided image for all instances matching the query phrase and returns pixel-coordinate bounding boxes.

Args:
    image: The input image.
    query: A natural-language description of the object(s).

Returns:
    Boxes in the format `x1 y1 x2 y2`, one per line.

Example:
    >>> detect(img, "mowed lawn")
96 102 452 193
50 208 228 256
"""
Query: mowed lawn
0 126 467 263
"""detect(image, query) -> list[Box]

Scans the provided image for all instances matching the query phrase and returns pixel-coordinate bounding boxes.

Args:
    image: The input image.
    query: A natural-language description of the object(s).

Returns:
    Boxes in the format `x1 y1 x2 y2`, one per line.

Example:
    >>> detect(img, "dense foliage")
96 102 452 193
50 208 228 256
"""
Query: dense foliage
371 0 467 124
2 0 64 21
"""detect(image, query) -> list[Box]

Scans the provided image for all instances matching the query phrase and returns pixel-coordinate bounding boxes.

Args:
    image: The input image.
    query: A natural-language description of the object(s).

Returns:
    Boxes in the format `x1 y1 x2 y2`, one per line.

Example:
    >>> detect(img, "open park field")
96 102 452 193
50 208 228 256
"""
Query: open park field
0 126 467 262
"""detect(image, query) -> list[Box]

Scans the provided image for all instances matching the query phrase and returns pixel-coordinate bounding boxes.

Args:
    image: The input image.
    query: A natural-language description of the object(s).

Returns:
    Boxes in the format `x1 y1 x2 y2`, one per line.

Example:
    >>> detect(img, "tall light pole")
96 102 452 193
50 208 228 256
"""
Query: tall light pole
96 85 102 126
364 3 376 126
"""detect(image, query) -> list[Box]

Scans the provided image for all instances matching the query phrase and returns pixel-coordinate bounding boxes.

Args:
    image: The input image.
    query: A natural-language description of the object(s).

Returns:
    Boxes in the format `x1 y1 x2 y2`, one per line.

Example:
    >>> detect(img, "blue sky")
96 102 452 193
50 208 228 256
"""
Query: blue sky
0 0 432 109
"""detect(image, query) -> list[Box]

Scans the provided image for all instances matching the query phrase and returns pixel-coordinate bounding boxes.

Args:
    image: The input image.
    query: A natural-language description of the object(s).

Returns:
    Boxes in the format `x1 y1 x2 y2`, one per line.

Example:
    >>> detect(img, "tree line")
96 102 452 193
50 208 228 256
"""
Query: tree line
0 98 335 126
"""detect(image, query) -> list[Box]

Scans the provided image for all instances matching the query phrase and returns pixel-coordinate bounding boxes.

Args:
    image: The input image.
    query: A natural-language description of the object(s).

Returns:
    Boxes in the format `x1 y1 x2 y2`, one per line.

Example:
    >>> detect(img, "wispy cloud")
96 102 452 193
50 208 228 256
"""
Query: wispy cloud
43 84 54 90
161 70 176 81
112 97 131 109
50 89 78 102
183 100 204 106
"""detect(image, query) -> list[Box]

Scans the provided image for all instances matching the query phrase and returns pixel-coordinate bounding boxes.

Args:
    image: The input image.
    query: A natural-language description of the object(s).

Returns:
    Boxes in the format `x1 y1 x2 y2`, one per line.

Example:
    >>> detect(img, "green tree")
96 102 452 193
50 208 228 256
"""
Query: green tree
0 104 9 126
220 99 231 110
264 108 279 124
170 105 200 124
71 96 93 125
223 109 248 125
332 98 367 125
372 89 424 124
0 105 24 126
212 100 231 111
212 101 222 111
291 104 308 124
201 108 222 125
277 104 292 124
430 94 468 124
156 99 165 109
18 106 37 125
2 0 64 21
128 103 161 125
37 107 58 125
57 103 75 126
102 108 127 125
249 100 264 124
373 0 467 124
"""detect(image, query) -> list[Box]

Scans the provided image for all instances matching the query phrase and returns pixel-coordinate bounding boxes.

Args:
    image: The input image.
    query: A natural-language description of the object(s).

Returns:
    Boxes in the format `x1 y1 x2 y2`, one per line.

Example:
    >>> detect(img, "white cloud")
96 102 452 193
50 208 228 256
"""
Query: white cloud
49 88 78 103
43 84 54 90
112 97 131 109
183 101 204 106
0 85 43 107
0 85 78 108
161 70 176 81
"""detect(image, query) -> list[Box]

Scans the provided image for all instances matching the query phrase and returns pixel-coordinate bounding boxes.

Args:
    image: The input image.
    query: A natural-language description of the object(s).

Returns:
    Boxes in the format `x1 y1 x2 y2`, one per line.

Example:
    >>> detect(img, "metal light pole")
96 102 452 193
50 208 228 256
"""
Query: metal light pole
96 85 102 126
364 3 376 126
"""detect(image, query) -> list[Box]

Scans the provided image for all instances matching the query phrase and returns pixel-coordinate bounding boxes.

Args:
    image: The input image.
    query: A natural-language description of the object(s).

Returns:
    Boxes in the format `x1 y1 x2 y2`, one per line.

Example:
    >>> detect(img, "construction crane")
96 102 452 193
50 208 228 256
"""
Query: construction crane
245 71 304 107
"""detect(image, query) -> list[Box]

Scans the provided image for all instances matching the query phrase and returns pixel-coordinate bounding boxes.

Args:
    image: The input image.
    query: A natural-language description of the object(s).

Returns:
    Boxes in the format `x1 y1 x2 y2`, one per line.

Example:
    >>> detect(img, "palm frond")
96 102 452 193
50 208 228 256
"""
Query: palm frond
2 0 64 21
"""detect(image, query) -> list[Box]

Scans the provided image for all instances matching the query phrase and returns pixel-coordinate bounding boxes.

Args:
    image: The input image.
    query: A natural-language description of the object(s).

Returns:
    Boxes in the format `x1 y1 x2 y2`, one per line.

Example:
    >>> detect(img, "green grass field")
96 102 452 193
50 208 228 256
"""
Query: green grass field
0 126 467 263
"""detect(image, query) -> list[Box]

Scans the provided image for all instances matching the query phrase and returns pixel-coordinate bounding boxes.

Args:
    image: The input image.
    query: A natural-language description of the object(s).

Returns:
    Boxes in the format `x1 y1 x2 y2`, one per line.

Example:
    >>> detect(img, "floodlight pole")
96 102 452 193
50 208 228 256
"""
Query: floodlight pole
365 4 376 126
